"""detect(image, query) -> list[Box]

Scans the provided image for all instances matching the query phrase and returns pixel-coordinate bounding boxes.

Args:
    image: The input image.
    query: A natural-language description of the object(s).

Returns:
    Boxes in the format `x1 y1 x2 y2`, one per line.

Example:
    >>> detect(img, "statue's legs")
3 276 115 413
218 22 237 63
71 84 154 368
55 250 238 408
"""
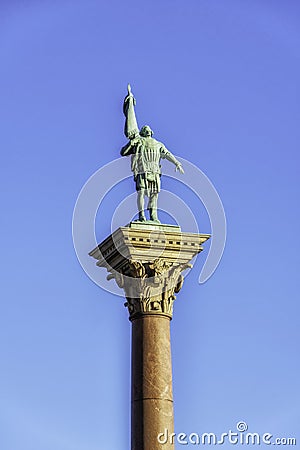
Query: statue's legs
148 193 160 222
137 190 146 221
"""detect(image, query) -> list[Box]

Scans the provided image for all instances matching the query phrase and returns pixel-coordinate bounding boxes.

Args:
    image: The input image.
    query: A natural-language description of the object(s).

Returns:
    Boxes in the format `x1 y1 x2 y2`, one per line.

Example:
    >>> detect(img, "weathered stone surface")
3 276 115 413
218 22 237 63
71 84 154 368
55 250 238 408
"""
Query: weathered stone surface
131 315 174 450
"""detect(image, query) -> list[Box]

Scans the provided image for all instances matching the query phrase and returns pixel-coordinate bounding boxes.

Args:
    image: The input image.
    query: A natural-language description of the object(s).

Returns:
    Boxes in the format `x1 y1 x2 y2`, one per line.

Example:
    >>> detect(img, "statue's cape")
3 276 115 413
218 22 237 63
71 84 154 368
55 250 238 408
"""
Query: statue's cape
123 93 139 139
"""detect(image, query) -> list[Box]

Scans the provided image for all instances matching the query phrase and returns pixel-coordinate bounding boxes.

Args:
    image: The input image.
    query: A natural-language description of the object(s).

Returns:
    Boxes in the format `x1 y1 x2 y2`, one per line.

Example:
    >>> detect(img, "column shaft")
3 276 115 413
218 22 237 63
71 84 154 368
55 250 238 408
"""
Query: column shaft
131 315 174 450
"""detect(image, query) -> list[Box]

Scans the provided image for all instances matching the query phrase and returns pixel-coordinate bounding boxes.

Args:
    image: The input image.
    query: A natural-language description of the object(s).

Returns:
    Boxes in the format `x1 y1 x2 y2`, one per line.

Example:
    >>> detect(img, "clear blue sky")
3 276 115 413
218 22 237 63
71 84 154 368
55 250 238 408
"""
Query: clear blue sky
1 1 299 449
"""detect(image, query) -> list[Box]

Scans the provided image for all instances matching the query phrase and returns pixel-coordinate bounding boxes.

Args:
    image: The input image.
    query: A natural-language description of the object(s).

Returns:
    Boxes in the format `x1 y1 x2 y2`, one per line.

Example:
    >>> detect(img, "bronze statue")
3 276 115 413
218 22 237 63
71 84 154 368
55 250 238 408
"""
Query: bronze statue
121 85 184 223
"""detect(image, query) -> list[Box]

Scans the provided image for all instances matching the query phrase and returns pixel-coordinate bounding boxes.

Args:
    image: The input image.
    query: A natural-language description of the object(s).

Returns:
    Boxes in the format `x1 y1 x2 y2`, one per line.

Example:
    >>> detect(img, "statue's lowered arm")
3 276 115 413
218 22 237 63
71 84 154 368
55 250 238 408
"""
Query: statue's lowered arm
162 147 185 174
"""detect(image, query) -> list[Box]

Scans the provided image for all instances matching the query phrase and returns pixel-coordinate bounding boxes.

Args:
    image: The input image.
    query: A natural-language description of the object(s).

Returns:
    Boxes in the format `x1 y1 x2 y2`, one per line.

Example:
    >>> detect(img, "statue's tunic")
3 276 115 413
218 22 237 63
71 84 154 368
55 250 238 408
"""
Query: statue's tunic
129 136 170 196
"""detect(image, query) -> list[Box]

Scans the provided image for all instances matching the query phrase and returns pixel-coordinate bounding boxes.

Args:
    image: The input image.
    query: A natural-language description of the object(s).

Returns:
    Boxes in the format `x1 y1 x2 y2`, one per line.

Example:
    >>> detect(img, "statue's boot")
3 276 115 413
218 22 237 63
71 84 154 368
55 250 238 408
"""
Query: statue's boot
139 212 146 222
149 209 161 223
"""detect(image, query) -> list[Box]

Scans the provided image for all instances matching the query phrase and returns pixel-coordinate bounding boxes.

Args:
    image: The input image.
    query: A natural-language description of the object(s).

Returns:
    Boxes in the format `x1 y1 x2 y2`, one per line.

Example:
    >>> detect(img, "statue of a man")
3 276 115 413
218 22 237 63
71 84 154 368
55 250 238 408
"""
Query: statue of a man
120 85 184 223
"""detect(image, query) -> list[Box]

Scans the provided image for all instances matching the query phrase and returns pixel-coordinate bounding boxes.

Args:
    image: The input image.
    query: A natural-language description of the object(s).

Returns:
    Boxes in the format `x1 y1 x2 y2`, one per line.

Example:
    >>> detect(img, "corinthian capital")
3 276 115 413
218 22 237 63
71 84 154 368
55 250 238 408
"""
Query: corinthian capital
89 224 210 320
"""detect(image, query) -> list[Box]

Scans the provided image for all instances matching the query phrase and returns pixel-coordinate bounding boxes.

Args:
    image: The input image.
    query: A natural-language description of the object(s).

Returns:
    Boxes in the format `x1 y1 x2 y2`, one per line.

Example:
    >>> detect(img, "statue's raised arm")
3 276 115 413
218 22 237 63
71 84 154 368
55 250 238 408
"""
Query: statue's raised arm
123 84 139 139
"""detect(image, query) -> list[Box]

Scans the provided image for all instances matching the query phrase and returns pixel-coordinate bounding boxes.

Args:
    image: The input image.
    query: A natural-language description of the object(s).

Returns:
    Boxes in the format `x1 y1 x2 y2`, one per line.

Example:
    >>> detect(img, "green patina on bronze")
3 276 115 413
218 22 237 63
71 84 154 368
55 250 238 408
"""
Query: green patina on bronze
120 84 184 224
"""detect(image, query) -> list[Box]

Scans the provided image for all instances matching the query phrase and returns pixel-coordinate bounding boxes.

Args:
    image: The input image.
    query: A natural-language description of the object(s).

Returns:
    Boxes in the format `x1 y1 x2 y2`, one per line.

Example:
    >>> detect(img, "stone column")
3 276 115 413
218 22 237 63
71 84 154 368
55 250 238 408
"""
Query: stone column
89 223 210 450
131 314 173 450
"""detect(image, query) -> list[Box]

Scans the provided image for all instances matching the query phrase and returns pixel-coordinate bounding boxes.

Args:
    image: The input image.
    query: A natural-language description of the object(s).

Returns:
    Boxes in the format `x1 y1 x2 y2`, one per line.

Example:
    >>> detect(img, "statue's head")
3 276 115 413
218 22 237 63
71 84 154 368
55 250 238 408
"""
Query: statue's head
140 125 153 137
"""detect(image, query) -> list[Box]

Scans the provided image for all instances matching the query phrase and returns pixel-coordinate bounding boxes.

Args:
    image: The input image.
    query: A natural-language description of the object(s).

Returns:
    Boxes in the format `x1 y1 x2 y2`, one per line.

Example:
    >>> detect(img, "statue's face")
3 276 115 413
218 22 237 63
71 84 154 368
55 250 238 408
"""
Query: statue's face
140 125 153 137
